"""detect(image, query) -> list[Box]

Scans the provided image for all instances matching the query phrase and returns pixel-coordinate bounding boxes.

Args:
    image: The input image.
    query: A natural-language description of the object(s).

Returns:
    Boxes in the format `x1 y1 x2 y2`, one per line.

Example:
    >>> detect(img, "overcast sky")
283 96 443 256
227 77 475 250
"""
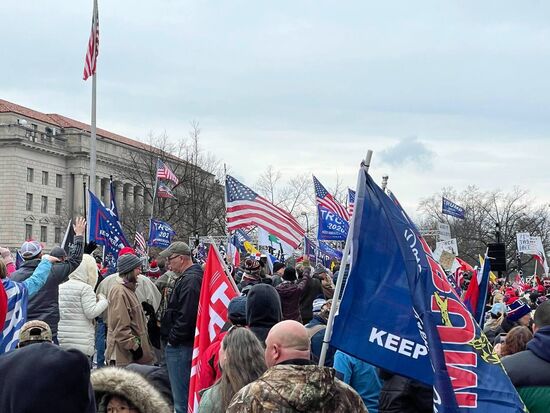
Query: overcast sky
2 1 550 214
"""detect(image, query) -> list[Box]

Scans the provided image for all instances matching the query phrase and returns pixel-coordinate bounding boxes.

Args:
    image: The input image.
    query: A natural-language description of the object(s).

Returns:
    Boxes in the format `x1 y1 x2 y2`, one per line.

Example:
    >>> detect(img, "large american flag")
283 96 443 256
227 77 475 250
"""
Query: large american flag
347 188 356 217
83 0 99 81
313 176 350 221
134 230 147 257
225 175 305 249
156 159 179 185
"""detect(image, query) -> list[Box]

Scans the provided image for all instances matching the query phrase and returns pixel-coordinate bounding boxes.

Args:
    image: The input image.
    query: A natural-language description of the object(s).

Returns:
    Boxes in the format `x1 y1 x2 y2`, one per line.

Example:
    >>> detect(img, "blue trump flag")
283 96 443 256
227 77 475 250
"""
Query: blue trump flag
148 219 176 249
442 197 465 220
317 205 349 241
318 241 343 267
304 236 317 263
88 191 130 269
331 171 525 412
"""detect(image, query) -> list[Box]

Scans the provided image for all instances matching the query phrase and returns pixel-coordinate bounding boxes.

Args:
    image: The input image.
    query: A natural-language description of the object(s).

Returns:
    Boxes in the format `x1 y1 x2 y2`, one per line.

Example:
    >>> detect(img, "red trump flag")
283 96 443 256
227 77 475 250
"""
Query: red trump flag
188 244 238 412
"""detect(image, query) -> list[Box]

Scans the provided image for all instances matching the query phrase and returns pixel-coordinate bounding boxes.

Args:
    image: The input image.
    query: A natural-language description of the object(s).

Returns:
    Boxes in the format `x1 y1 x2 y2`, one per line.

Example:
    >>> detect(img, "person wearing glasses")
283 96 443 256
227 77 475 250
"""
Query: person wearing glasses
159 241 203 413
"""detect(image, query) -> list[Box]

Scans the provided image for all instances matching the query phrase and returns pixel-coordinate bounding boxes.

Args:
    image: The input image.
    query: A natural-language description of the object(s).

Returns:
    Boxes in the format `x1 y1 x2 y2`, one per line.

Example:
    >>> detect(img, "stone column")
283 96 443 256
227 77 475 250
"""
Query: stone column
115 181 124 213
134 185 144 213
125 183 135 211
95 176 102 200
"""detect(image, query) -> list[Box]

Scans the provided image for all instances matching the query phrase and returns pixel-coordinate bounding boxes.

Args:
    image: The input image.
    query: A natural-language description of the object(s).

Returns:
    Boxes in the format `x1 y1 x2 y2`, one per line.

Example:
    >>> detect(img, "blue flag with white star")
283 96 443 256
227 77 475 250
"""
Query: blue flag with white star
88 190 129 269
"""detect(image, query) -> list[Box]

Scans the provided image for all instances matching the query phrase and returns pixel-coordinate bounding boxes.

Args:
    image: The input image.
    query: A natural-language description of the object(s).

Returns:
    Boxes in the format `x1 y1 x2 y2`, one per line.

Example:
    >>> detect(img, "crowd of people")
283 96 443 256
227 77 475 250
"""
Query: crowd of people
1 217 550 412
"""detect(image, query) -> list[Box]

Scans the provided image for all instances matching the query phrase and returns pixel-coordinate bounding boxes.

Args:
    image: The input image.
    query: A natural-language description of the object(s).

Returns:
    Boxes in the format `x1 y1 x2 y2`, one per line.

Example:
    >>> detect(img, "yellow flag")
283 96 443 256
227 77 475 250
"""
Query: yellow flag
244 241 260 255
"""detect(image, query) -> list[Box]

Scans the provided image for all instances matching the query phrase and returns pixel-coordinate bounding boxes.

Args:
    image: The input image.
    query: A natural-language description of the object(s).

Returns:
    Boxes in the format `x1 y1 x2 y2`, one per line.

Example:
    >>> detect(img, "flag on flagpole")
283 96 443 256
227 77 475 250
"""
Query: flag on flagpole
134 229 147 257
83 0 99 81
61 219 76 254
157 182 176 199
109 177 119 219
313 175 350 221
257 226 295 258
188 245 238 412
225 175 304 249
347 188 356 217
331 169 525 412
156 159 179 185
463 253 491 328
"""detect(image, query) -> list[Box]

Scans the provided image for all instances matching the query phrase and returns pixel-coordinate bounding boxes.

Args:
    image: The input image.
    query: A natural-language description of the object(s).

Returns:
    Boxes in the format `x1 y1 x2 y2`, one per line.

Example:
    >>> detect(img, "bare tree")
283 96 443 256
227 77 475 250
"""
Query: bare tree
116 122 226 242
418 186 550 275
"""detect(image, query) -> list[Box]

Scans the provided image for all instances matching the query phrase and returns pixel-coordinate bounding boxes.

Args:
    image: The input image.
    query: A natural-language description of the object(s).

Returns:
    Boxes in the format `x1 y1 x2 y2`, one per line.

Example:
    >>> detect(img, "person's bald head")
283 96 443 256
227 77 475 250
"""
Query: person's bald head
264 320 311 367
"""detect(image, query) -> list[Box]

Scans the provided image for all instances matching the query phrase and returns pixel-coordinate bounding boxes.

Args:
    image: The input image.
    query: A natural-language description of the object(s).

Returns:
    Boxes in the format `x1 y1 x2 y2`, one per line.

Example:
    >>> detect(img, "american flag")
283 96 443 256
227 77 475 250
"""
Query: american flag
83 0 99 81
225 175 305 249
347 188 356 217
156 159 179 185
157 182 176 199
134 230 147 257
313 176 350 221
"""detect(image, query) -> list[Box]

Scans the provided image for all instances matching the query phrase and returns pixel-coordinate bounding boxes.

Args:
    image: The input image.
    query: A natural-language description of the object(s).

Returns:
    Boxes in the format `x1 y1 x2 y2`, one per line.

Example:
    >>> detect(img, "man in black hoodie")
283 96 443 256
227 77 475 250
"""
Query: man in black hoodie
246 284 283 345
0 341 95 412
502 300 550 413
159 241 203 413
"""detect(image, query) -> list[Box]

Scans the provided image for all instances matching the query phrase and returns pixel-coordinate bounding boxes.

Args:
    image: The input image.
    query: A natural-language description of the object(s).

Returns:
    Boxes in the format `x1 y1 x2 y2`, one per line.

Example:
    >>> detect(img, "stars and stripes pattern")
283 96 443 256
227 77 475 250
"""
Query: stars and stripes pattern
134 230 147 257
225 175 305 249
313 176 350 221
157 182 176 199
83 0 99 81
347 188 356 217
156 159 179 185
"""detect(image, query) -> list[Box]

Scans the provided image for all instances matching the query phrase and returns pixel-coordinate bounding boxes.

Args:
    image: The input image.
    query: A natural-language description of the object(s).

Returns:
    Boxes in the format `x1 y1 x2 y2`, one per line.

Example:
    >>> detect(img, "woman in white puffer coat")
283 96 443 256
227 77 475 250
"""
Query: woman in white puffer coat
58 254 108 357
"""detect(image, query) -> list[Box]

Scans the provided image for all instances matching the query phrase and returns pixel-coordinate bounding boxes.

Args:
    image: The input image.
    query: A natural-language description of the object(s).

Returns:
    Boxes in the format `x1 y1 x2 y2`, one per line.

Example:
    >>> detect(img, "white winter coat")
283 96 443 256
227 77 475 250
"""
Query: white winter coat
58 254 108 356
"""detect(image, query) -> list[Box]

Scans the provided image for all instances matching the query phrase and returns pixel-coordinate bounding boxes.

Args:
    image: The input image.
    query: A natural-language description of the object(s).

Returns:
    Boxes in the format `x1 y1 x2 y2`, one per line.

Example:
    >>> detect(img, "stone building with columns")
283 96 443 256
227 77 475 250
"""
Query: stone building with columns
0 99 168 250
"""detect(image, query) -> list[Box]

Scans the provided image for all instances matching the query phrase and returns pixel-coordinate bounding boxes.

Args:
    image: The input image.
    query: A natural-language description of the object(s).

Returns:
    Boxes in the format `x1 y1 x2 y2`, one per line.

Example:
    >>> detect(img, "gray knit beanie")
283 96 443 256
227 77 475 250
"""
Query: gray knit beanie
117 254 142 275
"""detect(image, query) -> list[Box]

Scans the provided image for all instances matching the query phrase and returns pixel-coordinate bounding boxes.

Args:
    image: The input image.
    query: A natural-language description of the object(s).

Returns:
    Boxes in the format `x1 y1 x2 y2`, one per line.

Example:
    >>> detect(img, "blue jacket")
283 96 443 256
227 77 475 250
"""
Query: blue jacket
1 259 53 353
333 350 382 413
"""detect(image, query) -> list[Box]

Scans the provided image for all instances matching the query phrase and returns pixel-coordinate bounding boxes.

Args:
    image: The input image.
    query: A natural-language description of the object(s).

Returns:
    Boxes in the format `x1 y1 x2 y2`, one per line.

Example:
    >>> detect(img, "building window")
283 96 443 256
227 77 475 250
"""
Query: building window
54 227 62 244
56 174 63 188
42 171 49 185
25 224 33 240
55 198 62 215
40 226 47 243
41 196 48 214
26 193 33 211
27 168 34 183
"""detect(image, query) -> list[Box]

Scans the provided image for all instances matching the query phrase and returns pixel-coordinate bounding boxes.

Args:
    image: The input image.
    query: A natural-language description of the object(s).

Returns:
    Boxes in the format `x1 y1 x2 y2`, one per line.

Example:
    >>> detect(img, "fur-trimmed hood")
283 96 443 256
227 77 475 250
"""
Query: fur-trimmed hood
91 367 171 413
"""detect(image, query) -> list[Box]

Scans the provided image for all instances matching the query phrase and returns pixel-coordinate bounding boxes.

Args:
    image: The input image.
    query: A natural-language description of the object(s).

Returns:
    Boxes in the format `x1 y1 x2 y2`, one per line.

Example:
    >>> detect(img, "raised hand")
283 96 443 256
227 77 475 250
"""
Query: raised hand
73 217 87 237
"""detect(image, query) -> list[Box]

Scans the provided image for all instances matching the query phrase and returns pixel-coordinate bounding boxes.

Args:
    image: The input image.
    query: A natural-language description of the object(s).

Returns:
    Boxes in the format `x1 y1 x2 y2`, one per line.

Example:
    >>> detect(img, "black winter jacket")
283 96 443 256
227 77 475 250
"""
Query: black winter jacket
10 235 84 336
246 284 283 345
378 372 433 413
160 263 203 346
502 326 550 413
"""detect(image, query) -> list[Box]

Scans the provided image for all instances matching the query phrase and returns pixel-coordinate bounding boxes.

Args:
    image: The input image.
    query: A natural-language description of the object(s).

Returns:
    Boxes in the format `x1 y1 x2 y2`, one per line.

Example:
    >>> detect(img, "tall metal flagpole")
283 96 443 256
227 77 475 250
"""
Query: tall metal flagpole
147 158 160 254
318 150 373 366
89 0 98 193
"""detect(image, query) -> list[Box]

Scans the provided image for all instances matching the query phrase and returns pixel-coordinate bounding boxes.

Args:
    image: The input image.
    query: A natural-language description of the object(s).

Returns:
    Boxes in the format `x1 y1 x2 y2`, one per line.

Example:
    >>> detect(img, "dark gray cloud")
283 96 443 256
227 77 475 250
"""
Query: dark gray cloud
379 137 435 170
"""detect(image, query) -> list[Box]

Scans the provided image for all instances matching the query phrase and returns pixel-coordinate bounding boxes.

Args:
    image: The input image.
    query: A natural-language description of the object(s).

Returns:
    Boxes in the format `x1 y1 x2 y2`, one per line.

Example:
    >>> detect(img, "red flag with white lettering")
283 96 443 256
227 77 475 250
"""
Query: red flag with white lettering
188 244 239 412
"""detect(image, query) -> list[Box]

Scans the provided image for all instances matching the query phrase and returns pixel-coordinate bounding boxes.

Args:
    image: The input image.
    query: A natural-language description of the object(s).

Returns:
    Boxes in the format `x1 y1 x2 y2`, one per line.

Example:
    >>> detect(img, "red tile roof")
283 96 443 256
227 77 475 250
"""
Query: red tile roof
0 99 153 152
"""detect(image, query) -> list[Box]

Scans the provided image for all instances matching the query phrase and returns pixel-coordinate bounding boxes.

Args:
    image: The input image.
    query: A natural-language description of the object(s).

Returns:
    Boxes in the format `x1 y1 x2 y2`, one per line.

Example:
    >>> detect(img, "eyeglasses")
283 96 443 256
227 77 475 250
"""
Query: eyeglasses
167 254 182 262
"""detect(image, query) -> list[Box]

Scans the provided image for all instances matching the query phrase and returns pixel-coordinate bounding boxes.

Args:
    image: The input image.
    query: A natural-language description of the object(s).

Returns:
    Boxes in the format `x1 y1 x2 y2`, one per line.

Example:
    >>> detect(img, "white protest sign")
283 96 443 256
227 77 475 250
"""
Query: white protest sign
438 223 451 241
516 232 531 253
436 238 458 256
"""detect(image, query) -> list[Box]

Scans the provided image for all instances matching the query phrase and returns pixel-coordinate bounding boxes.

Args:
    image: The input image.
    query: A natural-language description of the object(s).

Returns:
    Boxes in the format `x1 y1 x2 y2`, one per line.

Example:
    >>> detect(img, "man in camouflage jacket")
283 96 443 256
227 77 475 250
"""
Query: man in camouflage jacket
227 320 367 412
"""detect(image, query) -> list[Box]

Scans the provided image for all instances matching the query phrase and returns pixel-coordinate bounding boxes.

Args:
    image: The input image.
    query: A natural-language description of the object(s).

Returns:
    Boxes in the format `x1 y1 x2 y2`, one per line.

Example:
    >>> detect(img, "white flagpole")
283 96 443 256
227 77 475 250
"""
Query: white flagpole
147 158 160 255
89 0 98 192
318 150 373 366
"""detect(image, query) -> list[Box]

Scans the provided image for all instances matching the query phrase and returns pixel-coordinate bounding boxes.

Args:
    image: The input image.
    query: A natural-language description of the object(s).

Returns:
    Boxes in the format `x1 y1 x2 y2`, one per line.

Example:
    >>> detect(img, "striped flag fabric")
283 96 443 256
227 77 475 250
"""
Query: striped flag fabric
188 244 238 412
156 159 179 185
134 229 147 257
225 175 305 249
313 176 350 221
83 0 99 81
157 182 176 199
347 188 356 217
